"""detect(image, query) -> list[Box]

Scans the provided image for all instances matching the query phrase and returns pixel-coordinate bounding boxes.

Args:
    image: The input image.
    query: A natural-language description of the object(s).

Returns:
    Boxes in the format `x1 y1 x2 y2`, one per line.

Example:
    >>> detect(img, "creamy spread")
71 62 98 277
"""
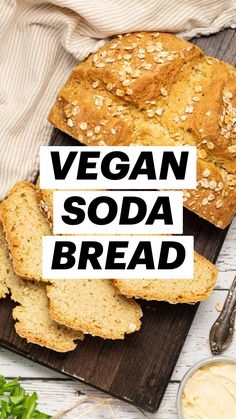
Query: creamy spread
182 362 236 419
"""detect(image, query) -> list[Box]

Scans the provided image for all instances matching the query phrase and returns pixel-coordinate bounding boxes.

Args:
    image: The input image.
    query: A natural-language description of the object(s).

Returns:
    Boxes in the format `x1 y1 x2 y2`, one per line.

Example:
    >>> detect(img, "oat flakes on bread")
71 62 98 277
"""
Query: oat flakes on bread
49 32 236 229
114 253 217 304
0 224 83 352
47 279 142 339
36 180 54 227
36 178 100 227
0 182 52 281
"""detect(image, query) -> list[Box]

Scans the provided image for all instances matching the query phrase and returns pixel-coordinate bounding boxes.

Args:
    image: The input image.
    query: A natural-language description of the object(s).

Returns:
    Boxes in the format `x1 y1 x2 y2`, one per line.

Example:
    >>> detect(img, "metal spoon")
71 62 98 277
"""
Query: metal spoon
210 275 236 355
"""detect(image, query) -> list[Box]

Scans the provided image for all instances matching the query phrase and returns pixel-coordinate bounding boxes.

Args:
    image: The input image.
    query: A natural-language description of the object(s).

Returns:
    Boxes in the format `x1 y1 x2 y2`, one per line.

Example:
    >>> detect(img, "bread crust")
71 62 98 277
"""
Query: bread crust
0 182 51 281
37 184 218 304
49 32 236 229
36 184 54 227
0 224 83 352
114 253 218 304
1 182 143 340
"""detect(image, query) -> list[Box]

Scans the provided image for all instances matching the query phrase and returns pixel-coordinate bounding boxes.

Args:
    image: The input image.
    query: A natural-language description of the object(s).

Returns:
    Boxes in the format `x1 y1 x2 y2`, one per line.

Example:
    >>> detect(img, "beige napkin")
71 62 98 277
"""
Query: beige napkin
0 0 235 199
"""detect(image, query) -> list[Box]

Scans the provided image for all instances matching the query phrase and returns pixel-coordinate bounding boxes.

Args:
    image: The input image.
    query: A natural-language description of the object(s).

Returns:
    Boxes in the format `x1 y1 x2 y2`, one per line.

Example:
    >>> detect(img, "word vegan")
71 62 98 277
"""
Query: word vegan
40 146 196 279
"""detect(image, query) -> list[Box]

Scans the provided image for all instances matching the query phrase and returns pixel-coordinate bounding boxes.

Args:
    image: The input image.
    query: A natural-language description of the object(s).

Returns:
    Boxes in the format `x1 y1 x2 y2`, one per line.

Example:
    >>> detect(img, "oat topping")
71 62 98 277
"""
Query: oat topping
126 88 133 95
209 180 217 189
195 84 202 93
160 87 168 97
92 81 99 88
207 142 214 150
216 200 223 209
208 194 215 201
95 62 105 68
220 89 236 142
67 118 73 127
146 109 155 117
79 122 87 131
185 105 194 114
228 144 236 154
155 108 163 116
203 169 211 177
107 83 114 91
53 32 236 229
116 89 124 97
94 125 101 134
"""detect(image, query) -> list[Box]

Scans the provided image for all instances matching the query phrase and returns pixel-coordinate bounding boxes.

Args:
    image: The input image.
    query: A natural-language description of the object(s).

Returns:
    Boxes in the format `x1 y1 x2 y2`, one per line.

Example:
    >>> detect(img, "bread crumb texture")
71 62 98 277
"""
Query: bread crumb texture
0 224 83 352
47 279 142 339
0 183 143 340
114 252 218 304
0 182 51 281
36 181 218 304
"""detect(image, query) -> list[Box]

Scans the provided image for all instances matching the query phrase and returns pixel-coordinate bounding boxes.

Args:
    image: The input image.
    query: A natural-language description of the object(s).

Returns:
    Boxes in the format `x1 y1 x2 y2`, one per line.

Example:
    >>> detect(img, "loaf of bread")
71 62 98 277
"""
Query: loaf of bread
0 182 51 281
0 224 83 352
37 183 218 303
114 253 217 304
1 182 142 339
49 32 236 229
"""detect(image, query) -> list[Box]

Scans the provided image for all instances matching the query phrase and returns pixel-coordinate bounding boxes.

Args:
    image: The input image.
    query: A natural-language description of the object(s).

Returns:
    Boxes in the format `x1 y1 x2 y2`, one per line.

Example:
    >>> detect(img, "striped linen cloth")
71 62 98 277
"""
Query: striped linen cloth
0 0 235 200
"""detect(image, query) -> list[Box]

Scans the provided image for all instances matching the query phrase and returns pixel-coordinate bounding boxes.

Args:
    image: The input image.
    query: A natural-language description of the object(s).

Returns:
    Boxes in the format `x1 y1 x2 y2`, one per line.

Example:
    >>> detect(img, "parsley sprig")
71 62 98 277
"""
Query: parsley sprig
0 376 51 418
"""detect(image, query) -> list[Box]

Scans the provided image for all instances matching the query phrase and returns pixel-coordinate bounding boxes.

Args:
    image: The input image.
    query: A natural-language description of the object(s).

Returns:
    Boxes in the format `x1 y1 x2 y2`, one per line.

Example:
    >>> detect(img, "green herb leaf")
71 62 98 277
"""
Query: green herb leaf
0 375 51 418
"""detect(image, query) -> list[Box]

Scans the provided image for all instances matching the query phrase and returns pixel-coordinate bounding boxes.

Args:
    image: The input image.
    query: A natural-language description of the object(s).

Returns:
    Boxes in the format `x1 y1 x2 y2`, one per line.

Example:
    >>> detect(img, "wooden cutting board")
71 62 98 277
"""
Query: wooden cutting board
0 29 235 413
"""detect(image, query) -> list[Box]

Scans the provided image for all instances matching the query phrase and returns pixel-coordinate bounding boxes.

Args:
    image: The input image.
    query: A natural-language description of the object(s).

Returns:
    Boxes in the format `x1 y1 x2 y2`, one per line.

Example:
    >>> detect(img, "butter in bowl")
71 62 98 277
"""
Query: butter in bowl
177 356 236 419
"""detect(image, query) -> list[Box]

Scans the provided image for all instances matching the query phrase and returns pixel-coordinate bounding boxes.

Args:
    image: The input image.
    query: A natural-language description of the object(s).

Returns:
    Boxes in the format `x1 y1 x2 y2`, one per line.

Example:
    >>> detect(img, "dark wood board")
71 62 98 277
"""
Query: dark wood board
0 29 235 413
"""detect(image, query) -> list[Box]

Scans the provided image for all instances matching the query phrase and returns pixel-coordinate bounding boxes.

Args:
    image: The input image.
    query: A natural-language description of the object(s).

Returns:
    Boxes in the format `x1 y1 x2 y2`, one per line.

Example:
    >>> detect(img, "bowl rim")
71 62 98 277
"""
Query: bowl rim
176 355 236 419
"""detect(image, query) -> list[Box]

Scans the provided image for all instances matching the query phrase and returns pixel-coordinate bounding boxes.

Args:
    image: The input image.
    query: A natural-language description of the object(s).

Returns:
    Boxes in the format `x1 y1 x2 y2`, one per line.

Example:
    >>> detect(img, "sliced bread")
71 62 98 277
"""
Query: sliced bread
38 184 218 304
0 224 10 299
0 182 52 281
0 224 83 352
36 181 143 339
1 181 142 339
114 252 218 304
47 279 142 339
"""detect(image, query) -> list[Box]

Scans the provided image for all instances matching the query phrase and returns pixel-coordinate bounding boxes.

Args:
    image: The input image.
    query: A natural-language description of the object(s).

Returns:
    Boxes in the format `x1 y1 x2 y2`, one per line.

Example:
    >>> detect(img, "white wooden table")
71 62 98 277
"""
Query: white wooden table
0 219 235 418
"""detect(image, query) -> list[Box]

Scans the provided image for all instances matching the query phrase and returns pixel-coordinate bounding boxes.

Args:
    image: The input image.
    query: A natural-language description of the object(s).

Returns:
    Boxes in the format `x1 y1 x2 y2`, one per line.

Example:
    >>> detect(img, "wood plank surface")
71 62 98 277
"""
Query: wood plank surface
0 219 235 418
0 29 235 413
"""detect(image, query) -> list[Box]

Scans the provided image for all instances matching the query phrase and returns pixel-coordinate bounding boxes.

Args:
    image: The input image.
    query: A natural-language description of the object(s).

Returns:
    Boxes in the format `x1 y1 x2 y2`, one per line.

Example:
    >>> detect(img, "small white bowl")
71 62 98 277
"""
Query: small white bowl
177 356 236 419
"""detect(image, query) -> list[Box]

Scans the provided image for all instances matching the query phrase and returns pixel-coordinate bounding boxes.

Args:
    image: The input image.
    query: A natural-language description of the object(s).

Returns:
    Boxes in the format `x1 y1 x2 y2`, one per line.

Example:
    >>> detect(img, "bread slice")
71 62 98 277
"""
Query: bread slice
0 182 52 281
9 278 83 352
0 224 10 299
114 252 217 304
1 181 142 339
37 183 218 304
0 224 83 352
47 279 142 339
